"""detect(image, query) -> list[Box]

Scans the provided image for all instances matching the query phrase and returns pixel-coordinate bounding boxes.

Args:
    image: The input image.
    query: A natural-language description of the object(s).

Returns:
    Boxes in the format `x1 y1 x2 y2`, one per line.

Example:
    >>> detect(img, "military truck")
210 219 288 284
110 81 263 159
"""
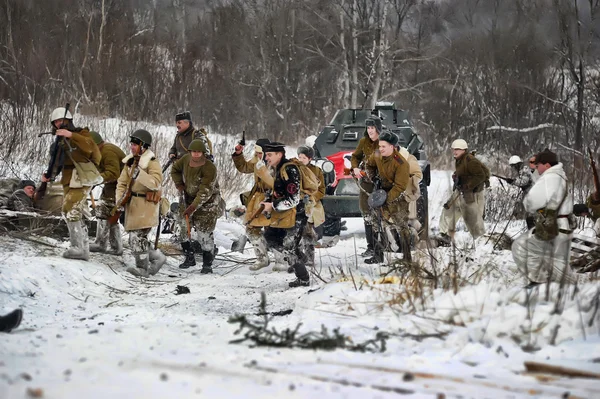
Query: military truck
313 101 430 237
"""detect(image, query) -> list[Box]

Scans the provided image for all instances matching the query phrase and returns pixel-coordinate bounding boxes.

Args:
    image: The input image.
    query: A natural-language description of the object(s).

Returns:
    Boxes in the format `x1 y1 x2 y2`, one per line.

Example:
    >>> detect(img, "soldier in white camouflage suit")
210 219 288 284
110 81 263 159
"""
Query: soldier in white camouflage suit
171 139 225 274
507 155 535 229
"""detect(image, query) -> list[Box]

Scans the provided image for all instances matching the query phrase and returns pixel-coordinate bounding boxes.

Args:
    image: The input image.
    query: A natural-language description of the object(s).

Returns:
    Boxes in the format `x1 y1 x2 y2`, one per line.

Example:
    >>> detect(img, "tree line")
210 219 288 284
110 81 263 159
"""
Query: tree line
1 0 599 171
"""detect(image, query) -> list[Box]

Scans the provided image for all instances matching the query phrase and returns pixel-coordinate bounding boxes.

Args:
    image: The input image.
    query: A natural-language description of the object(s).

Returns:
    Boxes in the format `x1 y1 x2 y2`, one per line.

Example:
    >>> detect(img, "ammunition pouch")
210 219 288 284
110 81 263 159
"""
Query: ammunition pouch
146 190 162 204
533 209 559 241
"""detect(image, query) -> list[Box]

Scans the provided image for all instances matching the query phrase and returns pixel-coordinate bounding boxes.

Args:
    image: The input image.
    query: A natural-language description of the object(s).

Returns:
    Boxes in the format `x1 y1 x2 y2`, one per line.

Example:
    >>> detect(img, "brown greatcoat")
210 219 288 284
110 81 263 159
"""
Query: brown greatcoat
98 142 126 200
351 136 379 214
116 149 163 231
232 152 274 226
58 127 102 186
366 149 410 221
454 152 487 193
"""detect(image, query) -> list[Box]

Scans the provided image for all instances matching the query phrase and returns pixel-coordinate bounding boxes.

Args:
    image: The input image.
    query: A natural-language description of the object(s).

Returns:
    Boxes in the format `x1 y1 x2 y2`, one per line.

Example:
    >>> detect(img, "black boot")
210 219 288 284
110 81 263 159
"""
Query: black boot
200 250 214 274
179 241 196 269
289 278 310 287
361 223 374 257
365 232 384 264
0 309 23 332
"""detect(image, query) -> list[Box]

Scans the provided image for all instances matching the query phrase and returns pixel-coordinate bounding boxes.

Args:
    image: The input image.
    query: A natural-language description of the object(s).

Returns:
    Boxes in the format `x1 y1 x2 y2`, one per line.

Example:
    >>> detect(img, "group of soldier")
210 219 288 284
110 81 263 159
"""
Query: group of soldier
3 106 599 288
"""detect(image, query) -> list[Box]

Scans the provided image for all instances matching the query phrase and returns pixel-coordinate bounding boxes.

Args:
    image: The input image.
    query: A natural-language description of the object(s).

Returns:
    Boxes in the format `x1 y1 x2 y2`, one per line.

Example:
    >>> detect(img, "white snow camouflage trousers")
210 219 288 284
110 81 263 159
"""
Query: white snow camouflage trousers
439 190 485 239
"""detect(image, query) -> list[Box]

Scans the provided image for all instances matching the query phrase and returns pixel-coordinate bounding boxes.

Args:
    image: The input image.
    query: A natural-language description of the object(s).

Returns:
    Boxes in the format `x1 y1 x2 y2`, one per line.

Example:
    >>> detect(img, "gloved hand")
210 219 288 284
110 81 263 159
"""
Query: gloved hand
184 204 197 217
255 159 266 170
443 202 450 210
176 184 185 193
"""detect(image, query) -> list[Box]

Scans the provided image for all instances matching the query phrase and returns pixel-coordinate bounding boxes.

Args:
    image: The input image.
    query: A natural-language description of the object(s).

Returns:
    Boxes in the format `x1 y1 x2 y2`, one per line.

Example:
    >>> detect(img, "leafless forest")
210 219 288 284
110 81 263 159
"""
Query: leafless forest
1 0 600 172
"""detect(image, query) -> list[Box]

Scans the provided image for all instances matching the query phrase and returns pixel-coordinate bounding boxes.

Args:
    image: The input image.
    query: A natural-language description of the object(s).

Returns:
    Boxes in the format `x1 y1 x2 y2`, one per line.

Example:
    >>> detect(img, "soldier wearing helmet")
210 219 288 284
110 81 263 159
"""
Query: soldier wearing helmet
42 107 102 261
116 129 166 277
88 131 126 255
171 139 225 274
507 154 535 229
438 139 488 245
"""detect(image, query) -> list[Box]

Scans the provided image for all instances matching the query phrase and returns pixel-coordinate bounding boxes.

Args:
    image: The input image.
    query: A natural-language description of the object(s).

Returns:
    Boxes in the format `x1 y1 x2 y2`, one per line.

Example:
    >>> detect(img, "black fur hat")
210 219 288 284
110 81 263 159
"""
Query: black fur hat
263 142 286 153
378 131 398 146
175 111 192 122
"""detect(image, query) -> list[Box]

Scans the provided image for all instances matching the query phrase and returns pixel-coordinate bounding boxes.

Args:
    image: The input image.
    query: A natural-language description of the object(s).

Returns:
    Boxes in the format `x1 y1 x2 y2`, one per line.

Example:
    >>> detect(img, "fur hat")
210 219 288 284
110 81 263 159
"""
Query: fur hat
175 111 192 122
297 145 315 159
365 117 383 134
255 138 270 153
263 142 286 153
378 131 399 146
19 180 36 189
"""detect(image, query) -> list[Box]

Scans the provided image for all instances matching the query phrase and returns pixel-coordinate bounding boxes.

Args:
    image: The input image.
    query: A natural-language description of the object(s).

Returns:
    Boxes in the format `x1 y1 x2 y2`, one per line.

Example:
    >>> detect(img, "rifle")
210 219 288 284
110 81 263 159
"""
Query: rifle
152 157 175 249
492 173 514 184
443 184 461 210
37 131 55 137
589 147 600 202
36 103 70 201
239 130 246 146
108 156 140 225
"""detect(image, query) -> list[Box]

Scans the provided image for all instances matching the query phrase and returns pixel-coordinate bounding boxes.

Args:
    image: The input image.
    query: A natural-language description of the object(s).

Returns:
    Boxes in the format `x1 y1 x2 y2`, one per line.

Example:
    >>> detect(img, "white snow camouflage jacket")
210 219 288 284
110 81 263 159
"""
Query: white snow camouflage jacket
523 162 573 230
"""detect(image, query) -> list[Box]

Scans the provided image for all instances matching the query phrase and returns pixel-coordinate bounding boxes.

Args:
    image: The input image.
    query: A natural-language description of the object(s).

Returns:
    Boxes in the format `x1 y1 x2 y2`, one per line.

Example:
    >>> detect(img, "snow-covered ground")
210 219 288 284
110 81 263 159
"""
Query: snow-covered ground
2 171 600 398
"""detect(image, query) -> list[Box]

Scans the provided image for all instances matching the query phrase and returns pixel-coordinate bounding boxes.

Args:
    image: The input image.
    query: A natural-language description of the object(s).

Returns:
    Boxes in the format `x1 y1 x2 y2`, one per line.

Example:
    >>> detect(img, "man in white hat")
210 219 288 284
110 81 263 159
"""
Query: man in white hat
438 139 488 245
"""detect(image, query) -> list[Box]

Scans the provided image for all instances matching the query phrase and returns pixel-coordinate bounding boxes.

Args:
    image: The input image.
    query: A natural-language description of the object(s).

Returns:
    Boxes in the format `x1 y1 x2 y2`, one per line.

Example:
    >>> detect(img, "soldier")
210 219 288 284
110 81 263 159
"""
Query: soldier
254 142 313 287
116 130 166 277
41 107 101 260
511 149 577 285
296 145 326 266
351 116 381 257
364 132 411 263
168 111 213 160
588 194 600 237
88 131 126 255
398 146 423 241
507 155 535 229
438 139 488 245
6 180 36 211
172 139 224 273
232 138 277 271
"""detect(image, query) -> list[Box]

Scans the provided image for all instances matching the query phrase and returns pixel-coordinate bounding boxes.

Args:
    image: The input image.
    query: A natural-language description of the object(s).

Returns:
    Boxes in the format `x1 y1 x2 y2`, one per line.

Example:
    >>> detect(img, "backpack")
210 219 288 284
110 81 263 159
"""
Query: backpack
281 158 320 199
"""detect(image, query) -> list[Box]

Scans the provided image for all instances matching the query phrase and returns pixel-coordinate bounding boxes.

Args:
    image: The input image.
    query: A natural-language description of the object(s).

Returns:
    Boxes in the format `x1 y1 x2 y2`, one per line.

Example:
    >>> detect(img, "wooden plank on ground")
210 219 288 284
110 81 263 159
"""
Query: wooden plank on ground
524 361 600 379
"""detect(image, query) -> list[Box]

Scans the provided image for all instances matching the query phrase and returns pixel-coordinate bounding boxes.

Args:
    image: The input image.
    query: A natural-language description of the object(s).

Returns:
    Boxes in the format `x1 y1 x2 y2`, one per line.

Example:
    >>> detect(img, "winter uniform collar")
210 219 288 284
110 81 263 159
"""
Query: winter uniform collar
122 149 156 168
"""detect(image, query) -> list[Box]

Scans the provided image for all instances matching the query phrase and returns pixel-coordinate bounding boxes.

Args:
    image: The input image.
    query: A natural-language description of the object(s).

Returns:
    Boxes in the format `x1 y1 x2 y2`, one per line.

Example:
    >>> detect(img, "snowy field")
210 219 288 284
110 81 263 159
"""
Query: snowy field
2 171 600 398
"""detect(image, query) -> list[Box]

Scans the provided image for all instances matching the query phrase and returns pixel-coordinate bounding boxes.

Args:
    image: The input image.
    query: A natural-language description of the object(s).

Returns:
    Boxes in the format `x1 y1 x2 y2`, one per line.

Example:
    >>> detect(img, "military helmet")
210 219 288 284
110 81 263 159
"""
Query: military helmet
451 139 468 150
89 131 104 145
508 155 522 165
50 107 73 123
130 129 152 147
189 139 206 153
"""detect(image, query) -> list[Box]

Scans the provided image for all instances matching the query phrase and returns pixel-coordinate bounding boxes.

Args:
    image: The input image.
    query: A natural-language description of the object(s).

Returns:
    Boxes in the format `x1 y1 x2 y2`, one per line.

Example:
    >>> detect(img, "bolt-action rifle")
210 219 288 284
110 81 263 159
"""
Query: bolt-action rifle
35 103 70 201
108 156 140 225
589 147 600 202
492 173 514 184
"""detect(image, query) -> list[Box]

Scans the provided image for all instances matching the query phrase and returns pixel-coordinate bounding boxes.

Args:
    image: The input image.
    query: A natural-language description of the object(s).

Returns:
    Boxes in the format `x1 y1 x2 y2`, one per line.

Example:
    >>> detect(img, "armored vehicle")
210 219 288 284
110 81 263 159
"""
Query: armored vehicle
313 102 430 237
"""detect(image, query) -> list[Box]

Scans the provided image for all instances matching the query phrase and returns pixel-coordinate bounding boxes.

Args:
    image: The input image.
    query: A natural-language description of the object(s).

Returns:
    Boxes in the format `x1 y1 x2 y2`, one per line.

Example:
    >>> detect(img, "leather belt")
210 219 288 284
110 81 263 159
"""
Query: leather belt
131 192 146 198
559 229 573 234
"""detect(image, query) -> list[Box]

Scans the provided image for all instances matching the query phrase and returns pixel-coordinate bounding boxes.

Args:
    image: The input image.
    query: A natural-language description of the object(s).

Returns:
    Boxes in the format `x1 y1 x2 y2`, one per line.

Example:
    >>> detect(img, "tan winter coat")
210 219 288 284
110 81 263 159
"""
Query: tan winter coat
116 149 162 231
232 152 274 226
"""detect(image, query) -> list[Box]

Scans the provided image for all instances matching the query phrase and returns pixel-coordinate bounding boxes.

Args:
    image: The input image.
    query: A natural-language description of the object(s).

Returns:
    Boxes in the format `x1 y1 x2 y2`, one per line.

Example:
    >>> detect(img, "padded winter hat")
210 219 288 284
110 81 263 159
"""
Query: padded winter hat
89 131 104 145
378 131 399 147
175 111 192 122
535 149 558 166
365 117 383 134
263 142 286 153
297 145 315 159
19 180 35 189
189 139 206 153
